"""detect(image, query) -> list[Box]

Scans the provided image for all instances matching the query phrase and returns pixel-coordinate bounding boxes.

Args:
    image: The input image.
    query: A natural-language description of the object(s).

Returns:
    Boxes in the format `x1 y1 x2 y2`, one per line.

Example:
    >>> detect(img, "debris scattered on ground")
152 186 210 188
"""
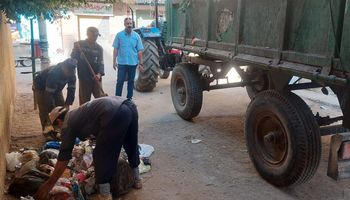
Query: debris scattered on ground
6 141 156 199
191 139 202 144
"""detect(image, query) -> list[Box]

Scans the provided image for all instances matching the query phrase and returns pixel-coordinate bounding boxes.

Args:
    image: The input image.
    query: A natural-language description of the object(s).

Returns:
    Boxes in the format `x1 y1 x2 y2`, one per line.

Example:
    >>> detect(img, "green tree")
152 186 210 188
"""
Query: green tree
0 0 118 21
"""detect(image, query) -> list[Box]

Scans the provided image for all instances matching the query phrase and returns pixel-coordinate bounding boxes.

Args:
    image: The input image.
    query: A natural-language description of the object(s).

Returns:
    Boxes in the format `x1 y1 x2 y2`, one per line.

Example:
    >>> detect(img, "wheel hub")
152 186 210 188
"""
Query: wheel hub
256 114 288 165
175 78 186 106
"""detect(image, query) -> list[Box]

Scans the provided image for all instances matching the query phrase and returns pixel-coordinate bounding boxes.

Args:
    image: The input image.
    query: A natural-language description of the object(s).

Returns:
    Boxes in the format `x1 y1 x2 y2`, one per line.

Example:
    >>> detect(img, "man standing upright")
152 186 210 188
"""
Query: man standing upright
113 17 144 99
71 27 105 105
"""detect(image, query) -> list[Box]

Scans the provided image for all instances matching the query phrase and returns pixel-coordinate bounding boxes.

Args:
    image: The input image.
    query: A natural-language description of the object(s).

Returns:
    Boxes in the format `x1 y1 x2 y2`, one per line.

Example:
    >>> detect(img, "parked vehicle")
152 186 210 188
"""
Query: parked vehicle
166 0 350 186
132 2 181 92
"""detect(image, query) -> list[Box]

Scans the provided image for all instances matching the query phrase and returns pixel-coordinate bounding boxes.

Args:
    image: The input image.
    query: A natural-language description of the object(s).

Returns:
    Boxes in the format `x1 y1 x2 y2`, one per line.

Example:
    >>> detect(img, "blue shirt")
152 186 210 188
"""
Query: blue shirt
112 30 144 66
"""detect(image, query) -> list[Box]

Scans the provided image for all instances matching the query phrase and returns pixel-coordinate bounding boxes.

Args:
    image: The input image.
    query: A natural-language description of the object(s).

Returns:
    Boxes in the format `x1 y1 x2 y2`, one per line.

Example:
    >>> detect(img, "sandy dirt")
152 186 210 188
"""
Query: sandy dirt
4 66 350 200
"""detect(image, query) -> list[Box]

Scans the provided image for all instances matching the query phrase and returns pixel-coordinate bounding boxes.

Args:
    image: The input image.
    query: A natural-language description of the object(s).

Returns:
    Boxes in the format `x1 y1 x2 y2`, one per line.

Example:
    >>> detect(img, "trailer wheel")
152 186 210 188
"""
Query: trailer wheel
134 39 159 92
245 90 321 187
159 68 170 79
246 67 270 99
171 63 203 120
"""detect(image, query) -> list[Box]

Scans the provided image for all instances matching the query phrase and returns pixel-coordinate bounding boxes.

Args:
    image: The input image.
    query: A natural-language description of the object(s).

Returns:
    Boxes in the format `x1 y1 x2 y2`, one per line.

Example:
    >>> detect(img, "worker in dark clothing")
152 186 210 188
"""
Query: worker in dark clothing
34 96 142 200
32 58 77 137
71 26 105 105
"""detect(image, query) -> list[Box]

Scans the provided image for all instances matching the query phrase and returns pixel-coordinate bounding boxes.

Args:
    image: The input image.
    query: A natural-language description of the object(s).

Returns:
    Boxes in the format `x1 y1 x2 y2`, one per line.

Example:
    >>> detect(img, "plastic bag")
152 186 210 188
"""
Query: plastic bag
139 144 155 158
21 150 39 164
56 178 72 188
38 164 55 175
20 195 35 200
39 149 59 166
16 159 38 178
111 158 134 197
84 176 97 195
6 152 22 172
49 186 74 200
44 141 61 150
75 172 87 183
8 173 48 196
82 154 93 169
139 159 151 174
72 146 84 158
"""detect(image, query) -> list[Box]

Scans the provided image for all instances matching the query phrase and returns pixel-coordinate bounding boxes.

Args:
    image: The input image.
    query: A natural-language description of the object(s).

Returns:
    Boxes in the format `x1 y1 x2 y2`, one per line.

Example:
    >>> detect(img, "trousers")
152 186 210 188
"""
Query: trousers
79 79 104 105
93 100 140 184
115 65 137 99
34 89 64 130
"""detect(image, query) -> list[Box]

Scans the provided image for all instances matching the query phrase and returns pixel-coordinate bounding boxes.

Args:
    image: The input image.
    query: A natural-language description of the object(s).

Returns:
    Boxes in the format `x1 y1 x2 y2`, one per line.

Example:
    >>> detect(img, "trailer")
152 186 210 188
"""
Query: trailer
165 0 350 186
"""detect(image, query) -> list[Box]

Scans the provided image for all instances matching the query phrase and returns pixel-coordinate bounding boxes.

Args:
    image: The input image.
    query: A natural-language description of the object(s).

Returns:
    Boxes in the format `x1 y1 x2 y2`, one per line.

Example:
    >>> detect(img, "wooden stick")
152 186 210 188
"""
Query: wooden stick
75 42 107 96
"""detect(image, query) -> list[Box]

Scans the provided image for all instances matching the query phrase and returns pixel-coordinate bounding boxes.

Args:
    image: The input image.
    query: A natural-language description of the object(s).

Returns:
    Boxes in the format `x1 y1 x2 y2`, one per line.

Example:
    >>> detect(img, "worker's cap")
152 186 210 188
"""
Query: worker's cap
62 58 78 69
87 27 101 37
49 106 68 124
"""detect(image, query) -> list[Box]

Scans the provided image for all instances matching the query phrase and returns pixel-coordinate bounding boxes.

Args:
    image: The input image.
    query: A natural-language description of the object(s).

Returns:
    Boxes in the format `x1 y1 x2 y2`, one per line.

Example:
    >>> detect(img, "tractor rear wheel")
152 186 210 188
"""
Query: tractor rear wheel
134 39 159 92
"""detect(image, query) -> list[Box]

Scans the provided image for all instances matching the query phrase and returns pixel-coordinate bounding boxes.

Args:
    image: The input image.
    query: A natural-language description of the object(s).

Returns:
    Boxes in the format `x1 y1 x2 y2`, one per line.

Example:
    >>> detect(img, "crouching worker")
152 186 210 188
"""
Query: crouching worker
33 58 77 139
34 96 142 200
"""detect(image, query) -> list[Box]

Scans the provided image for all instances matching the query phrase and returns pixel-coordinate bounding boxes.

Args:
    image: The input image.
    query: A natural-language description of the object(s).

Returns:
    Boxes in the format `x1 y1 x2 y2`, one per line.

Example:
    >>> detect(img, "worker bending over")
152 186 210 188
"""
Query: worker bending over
35 96 141 200
32 58 77 139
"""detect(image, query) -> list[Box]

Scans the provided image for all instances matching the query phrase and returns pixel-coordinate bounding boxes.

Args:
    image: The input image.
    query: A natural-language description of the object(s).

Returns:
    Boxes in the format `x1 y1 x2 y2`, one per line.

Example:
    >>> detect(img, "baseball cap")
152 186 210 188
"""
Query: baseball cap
49 106 68 123
87 27 101 36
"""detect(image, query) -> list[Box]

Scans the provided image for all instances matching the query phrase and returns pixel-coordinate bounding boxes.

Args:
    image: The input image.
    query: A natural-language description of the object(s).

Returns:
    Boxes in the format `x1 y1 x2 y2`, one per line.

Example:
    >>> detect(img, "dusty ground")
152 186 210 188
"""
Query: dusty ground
5 65 350 200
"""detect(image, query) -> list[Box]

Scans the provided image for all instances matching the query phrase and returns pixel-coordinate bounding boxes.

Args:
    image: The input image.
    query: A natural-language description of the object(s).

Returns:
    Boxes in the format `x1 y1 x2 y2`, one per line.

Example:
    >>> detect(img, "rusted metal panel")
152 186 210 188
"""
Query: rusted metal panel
166 0 350 76
340 1 350 72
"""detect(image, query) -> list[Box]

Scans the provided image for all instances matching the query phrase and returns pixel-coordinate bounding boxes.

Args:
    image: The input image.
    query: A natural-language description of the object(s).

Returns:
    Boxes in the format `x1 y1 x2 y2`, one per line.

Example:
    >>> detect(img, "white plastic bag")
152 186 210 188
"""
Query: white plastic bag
139 144 155 158
6 152 22 172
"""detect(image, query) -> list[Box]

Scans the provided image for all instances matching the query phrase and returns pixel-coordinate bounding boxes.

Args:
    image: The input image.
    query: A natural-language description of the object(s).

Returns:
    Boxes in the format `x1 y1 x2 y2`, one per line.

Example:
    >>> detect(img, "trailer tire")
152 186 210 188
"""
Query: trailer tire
245 67 271 99
171 63 202 120
245 90 321 187
134 39 159 92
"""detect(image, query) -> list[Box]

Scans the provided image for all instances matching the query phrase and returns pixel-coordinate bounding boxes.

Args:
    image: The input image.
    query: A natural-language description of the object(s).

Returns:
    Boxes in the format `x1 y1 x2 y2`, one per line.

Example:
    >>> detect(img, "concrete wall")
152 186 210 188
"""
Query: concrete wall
0 13 16 199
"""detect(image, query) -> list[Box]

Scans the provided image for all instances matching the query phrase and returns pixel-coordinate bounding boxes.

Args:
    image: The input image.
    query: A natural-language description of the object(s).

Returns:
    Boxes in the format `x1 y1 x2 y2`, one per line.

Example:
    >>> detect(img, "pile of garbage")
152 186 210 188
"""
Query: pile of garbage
5 140 154 199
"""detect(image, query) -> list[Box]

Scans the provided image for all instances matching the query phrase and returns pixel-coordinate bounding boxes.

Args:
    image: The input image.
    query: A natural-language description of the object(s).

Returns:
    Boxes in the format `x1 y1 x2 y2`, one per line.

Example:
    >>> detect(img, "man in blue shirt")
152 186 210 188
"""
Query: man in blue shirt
113 17 144 99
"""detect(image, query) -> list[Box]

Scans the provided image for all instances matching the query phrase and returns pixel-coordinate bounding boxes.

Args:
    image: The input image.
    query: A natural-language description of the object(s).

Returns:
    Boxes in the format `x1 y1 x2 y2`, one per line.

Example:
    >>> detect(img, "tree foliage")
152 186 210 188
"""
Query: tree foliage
0 0 118 21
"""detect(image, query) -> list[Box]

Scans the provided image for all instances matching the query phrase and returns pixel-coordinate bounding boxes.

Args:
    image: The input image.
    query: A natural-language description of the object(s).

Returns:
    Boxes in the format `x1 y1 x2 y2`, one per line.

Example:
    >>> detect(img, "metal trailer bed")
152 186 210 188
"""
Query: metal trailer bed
165 0 350 186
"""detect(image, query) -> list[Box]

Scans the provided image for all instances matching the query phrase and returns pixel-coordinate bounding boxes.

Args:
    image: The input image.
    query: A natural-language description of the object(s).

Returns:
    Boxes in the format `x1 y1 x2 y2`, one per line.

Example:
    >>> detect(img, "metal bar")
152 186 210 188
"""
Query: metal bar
234 0 242 56
205 0 211 49
286 82 322 90
182 5 187 47
30 18 37 110
169 0 173 44
155 0 159 28
320 124 348 136
77 16 81 40
172 43 349 87
233 65 247 80
208 82 245 90
274 0 288 63
292 77 302 84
